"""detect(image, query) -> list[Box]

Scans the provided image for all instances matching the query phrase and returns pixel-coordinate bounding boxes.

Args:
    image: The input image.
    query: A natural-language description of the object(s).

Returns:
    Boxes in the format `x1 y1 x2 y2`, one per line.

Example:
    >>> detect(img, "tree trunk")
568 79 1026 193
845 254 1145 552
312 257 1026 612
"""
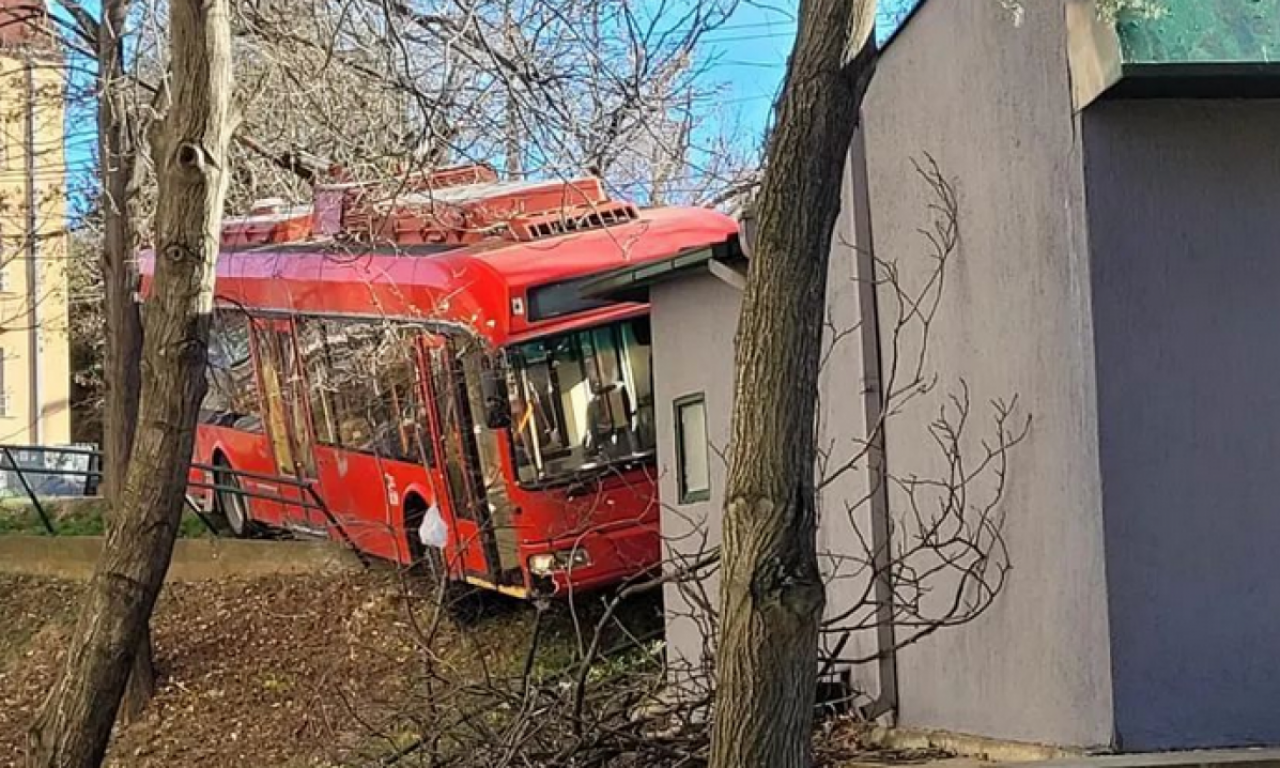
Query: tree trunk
707 1 875 766
95 0 153 724
119 636 156 724
25 0 236 762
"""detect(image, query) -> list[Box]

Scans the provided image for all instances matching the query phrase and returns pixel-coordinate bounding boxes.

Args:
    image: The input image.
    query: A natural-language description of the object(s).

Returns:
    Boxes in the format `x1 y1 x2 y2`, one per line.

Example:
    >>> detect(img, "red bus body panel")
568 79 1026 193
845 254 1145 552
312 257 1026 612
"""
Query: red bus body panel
168 206 736 344
144 205 738 596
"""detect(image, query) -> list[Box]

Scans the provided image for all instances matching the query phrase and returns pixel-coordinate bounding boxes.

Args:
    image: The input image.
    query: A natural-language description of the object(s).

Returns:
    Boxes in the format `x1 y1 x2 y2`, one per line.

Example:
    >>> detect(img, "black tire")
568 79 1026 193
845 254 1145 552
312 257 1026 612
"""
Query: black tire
213 459 257 538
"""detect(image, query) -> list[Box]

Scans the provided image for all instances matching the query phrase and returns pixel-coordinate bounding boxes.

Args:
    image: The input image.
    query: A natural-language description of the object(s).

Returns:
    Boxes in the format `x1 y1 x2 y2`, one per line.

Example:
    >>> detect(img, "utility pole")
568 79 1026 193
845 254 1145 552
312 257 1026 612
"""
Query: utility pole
22 52 41 445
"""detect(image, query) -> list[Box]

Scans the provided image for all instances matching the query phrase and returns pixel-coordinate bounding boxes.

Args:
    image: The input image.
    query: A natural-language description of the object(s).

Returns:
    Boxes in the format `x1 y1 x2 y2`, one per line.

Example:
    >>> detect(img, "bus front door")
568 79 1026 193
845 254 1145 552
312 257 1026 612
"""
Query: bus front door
421 336 504 585
251 318 323 533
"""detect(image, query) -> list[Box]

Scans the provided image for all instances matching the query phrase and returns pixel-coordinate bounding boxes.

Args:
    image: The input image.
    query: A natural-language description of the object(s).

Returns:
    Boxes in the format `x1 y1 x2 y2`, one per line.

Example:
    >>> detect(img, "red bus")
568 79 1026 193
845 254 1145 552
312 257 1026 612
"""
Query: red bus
143 165 737 598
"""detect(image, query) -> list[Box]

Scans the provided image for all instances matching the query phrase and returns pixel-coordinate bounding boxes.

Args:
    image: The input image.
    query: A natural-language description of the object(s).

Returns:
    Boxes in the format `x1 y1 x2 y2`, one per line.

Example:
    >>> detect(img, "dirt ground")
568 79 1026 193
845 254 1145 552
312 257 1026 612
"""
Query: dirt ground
0 570 504 768
0 570 961 768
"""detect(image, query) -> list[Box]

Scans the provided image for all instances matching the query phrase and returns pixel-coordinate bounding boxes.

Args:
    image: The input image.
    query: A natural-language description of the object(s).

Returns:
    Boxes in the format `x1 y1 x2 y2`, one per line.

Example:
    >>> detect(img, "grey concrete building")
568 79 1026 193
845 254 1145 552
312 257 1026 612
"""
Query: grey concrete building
588 0 1280 754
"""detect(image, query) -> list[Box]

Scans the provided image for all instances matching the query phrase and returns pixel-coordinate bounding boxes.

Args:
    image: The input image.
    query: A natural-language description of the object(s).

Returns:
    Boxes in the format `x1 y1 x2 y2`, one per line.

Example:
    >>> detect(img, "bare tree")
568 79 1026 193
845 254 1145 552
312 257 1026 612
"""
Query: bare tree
62 0 757 447
32 0 166 718
591 156 1026 765
707 0 877 765
22 0 758 758
809 159 1026 657
92 0 159 719
221 0 752 205
25 0 236 760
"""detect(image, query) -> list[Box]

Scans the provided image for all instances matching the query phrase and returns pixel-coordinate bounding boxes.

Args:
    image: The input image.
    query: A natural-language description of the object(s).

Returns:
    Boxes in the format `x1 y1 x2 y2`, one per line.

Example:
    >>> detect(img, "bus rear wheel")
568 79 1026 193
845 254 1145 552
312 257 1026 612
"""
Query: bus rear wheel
213 459 257 538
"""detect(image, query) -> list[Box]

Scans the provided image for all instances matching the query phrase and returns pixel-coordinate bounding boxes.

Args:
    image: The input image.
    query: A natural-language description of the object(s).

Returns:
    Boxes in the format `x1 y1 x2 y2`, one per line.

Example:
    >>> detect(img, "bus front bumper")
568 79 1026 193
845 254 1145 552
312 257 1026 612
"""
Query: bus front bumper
525 521 661 597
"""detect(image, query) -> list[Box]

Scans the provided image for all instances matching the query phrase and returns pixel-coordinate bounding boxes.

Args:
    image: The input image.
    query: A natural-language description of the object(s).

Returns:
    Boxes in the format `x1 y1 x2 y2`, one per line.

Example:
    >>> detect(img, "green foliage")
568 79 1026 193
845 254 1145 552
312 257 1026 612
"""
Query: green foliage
1098 0 1166 23
0 498 108 535
582 641 661 684
0 498 214 537
997 0 1165 29
1114 0 1280 64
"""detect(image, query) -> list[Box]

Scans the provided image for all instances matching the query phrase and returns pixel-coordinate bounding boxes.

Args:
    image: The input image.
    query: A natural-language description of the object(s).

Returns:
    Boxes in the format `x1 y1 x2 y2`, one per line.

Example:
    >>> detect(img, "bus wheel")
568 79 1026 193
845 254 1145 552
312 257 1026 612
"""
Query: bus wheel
213 459 257 538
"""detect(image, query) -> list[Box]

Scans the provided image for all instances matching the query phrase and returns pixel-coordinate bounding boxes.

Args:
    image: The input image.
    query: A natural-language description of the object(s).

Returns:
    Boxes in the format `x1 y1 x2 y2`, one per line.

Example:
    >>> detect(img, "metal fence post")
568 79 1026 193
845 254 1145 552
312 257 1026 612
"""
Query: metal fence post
2 446 54 535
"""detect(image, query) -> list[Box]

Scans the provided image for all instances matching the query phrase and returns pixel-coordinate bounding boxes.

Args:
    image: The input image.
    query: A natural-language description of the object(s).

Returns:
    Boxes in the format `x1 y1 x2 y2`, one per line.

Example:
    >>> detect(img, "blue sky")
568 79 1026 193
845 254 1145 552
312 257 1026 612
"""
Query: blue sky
58 0 924 211
708 0 924 138
703 2 796 141
695 0 921 187
50 0 100 217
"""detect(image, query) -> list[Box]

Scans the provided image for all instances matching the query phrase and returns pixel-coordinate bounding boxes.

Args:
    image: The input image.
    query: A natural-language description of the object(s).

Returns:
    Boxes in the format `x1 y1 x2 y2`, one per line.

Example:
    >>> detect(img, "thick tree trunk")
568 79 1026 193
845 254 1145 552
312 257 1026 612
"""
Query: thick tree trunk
25 0 236 762
119 637 155 724
95 0 153 723
707 1 874 766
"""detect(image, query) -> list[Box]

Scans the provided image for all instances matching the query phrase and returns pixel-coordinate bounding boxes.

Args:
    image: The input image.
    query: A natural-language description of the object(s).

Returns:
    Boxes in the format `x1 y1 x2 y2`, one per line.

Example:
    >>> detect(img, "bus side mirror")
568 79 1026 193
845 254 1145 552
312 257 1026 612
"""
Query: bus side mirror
481 359 511 429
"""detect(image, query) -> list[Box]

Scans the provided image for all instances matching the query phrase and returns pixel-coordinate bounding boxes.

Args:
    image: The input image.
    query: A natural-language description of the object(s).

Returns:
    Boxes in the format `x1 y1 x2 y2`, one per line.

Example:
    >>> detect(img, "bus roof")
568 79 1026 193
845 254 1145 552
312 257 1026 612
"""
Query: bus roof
140 205 737 344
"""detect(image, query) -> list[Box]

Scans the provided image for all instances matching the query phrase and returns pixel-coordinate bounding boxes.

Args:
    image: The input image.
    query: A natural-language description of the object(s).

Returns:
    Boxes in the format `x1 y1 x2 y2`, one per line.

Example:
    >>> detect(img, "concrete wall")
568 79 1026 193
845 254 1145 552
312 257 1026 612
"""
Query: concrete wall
860 0 1113 747
815 153 881 691
0 535 361 581
652 183 881 701
1083 100 1280 750
651 272 740 691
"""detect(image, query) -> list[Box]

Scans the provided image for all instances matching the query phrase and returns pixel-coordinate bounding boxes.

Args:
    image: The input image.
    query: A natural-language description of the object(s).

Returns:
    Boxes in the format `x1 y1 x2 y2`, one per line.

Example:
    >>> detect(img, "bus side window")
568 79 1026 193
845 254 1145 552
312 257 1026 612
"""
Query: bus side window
296 317 338 445
311 320 378 452
379 328 434 467
300 319 433 467
206 308 263 432
365 327 432 465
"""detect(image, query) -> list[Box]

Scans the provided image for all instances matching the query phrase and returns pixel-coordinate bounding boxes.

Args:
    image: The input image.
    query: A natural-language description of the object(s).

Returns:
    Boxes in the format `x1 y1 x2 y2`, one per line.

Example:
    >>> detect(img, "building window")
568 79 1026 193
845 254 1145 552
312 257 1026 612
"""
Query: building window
674 393 709 504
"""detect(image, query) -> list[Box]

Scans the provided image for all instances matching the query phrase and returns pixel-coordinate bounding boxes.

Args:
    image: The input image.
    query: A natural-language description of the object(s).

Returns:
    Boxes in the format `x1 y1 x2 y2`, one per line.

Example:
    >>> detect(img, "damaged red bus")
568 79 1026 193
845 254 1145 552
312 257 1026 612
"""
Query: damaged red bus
144 165 736 597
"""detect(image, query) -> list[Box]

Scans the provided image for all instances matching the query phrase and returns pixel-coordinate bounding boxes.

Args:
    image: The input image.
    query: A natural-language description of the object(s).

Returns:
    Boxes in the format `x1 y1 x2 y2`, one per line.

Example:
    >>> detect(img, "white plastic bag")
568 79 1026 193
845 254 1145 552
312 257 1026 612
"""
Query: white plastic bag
418 503 448 549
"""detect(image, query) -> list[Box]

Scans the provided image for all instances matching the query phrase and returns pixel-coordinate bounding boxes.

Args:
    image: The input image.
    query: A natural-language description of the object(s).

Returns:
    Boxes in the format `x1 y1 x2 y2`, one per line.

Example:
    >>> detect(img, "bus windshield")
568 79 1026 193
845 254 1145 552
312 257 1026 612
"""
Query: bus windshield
507 317 656 484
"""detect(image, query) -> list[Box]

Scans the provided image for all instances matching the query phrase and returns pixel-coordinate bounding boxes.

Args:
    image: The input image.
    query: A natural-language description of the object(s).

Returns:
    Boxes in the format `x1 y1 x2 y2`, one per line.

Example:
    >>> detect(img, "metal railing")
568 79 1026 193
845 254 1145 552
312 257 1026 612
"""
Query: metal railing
186 459 367 562
0 444 103 534
0 444 362 564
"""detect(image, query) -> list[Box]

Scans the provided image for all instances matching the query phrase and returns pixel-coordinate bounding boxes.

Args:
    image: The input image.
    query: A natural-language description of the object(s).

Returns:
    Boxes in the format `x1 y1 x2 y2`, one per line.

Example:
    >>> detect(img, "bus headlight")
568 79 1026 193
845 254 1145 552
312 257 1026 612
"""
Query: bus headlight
528 554 556 574
528 549 592 575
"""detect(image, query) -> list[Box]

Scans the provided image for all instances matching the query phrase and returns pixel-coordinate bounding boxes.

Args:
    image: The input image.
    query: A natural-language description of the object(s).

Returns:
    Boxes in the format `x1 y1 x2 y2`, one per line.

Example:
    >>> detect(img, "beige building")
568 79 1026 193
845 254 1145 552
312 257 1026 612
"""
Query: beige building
0 0 71 446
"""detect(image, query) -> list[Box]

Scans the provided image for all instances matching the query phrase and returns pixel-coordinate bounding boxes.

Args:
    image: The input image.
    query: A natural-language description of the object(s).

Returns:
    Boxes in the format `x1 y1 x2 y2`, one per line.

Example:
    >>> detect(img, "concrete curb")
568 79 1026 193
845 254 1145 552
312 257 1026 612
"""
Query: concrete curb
1009 750 1280 767
861 725 1080 763
0 535 362 581
858 729 1280 767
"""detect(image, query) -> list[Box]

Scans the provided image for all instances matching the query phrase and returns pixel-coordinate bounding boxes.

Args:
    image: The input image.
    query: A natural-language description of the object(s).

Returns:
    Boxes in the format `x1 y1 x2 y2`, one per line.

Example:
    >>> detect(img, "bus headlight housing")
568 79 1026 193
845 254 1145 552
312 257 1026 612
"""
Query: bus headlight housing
528 548 592 575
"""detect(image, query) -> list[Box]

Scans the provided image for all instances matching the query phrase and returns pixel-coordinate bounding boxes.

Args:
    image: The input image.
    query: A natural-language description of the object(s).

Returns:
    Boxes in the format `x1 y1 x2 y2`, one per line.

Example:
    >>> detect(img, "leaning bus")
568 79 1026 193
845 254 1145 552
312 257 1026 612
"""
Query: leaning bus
142 164 737 598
